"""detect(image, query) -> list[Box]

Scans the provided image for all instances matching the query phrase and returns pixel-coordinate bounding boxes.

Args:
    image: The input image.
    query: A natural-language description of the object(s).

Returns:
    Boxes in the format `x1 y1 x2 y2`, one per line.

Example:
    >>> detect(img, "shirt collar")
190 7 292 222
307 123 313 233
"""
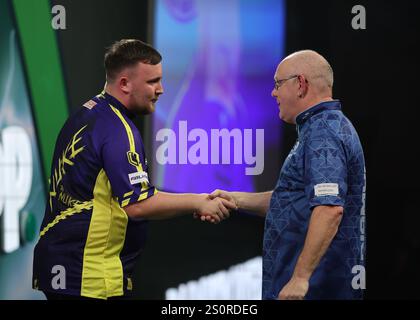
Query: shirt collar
101 91 136 119
295 99 342 126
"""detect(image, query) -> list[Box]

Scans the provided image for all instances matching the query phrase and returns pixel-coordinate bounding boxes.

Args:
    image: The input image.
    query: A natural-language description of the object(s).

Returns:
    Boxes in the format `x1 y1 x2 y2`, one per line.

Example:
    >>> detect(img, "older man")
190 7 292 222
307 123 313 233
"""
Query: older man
210 50 366 300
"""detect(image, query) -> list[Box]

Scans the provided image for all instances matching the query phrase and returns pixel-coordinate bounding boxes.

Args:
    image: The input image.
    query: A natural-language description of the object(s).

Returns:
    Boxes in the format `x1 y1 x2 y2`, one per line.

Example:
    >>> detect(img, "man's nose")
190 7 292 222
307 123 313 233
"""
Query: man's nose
156 82 164 95
271 88 276 98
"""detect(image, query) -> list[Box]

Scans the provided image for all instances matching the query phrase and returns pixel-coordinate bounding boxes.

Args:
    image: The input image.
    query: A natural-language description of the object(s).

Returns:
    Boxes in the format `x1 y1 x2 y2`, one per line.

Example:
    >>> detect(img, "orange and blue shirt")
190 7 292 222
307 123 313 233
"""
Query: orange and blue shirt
32 92 157 299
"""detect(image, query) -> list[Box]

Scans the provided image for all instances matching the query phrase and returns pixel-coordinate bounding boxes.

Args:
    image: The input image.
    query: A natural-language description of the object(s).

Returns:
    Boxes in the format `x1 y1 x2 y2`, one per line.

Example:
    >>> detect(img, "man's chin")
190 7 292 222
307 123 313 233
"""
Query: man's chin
134 104 155 115
278 111 288 123
147 103 156 114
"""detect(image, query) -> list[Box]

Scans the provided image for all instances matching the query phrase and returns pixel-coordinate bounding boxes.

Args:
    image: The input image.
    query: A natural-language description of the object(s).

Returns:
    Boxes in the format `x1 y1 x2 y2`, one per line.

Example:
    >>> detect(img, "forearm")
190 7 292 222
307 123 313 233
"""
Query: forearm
124 191 207 219
292 205 343 280
233 191 272 217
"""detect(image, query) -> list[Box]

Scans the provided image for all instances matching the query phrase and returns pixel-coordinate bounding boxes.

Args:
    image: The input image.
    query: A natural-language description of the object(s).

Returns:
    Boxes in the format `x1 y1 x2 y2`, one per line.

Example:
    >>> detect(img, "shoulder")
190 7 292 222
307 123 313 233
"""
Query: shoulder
304 110 364 163
66 99 126 148
88 101 129 134
306 110 357 140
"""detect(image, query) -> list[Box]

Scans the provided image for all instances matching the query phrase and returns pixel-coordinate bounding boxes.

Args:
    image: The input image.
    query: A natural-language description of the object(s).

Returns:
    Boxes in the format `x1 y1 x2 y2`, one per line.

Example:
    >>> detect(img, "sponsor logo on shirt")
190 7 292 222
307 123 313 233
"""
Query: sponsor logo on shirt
127 151 141 167
314 183 339 197
128 171 148 185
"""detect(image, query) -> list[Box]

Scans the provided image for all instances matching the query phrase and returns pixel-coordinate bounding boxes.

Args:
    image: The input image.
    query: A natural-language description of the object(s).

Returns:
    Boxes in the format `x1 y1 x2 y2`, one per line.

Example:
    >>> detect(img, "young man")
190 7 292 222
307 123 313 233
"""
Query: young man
32 39 235 300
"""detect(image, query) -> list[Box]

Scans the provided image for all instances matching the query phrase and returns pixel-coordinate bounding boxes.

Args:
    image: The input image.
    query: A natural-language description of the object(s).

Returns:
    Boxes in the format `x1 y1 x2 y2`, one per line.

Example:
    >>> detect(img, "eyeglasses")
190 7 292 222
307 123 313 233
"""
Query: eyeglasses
274 75 299 90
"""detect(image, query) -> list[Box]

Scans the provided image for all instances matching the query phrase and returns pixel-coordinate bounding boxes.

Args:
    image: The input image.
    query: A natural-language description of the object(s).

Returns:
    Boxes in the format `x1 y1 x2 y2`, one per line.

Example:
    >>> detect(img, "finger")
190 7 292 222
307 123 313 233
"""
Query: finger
217 194 234 204
208 210 223 222
220 198 237 211
201 215 206 222
218 202 230 218
214 206 226 220
205 214 219 223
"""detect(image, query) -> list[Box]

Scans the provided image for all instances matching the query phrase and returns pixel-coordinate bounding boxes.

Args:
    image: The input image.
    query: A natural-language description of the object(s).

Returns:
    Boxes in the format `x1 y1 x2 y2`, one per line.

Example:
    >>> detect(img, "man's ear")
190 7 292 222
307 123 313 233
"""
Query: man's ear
119 76 131 94
297 74 309 98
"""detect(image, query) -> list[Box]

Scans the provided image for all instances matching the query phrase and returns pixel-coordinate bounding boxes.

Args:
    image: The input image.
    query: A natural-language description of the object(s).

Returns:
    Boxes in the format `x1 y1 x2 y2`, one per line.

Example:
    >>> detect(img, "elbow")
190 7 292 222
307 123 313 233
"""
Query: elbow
314 205 344 227
124 202 148 219
330 206 344 227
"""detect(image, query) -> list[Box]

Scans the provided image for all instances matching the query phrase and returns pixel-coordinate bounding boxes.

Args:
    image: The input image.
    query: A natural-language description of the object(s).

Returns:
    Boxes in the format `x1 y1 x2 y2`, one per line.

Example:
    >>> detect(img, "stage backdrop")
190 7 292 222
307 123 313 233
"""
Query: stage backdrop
0 0 47 299
147 0 285 299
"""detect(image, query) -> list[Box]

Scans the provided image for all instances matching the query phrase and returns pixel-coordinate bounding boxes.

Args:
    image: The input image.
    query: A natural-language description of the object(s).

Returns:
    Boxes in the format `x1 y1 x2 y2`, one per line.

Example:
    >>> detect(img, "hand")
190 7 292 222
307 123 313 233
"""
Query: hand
208 189 238 209
194 196 236 224
194 189 238 223
277 276 309 300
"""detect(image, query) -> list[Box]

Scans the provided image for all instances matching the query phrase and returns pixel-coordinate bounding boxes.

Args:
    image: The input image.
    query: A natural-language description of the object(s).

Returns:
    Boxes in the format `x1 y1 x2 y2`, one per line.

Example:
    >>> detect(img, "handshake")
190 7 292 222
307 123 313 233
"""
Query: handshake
193 190 238 224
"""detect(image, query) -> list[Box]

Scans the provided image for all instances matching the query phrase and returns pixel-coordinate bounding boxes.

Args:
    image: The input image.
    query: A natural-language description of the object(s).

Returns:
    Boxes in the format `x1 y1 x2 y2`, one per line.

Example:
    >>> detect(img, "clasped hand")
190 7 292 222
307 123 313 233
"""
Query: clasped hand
193 189 238 224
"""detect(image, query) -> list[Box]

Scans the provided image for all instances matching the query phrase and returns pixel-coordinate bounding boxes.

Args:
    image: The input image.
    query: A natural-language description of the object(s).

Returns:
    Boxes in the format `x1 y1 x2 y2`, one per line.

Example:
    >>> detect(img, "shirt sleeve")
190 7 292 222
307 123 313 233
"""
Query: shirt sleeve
99 115 157 208
304 120 348 209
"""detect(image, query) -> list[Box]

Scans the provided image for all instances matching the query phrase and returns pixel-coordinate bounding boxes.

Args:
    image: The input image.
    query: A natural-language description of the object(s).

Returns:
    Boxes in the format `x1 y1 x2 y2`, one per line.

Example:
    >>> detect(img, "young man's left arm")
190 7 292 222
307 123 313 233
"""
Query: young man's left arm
278 205 343 300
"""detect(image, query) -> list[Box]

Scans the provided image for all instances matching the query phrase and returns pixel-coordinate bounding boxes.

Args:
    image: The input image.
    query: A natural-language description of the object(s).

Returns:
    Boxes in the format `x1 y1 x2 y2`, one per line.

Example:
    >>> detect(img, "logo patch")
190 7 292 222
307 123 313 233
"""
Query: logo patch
314 183 339 197
128 171 149 185
83 100 97 109
127 151 140 167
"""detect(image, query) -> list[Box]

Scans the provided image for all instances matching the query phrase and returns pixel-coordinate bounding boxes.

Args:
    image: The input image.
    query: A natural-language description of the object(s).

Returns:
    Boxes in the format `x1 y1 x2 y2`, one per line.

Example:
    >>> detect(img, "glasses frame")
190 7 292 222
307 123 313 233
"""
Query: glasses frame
274 74 299 90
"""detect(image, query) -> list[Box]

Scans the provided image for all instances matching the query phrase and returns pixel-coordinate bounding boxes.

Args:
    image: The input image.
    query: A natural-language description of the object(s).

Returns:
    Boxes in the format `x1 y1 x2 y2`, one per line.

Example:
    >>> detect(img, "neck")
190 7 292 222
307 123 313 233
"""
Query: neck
105 84 130 109
305 96 334 110
293 95 333 123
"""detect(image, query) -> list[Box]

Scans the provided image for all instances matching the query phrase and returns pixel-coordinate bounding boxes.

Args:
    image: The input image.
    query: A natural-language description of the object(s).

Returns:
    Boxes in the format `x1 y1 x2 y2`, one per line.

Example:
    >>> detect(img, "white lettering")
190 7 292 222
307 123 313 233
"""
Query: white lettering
161 304 195 318
244 129 264 175
155 121 264 176
188 128 208 164
351 265 366 289
156 128 177 164
51 5 66 30
211 128 242 164
51 265 66 289
351 5 366 30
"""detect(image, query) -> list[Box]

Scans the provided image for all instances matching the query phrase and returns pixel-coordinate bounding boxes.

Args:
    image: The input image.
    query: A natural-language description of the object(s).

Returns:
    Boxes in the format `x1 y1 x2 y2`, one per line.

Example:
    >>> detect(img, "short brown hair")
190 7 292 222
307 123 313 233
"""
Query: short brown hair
104 39 162 82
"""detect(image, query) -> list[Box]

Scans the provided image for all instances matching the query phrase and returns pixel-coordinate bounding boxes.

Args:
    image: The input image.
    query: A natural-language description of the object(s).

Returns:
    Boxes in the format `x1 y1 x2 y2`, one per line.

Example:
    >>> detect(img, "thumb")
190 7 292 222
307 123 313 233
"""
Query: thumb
208 189 221 199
